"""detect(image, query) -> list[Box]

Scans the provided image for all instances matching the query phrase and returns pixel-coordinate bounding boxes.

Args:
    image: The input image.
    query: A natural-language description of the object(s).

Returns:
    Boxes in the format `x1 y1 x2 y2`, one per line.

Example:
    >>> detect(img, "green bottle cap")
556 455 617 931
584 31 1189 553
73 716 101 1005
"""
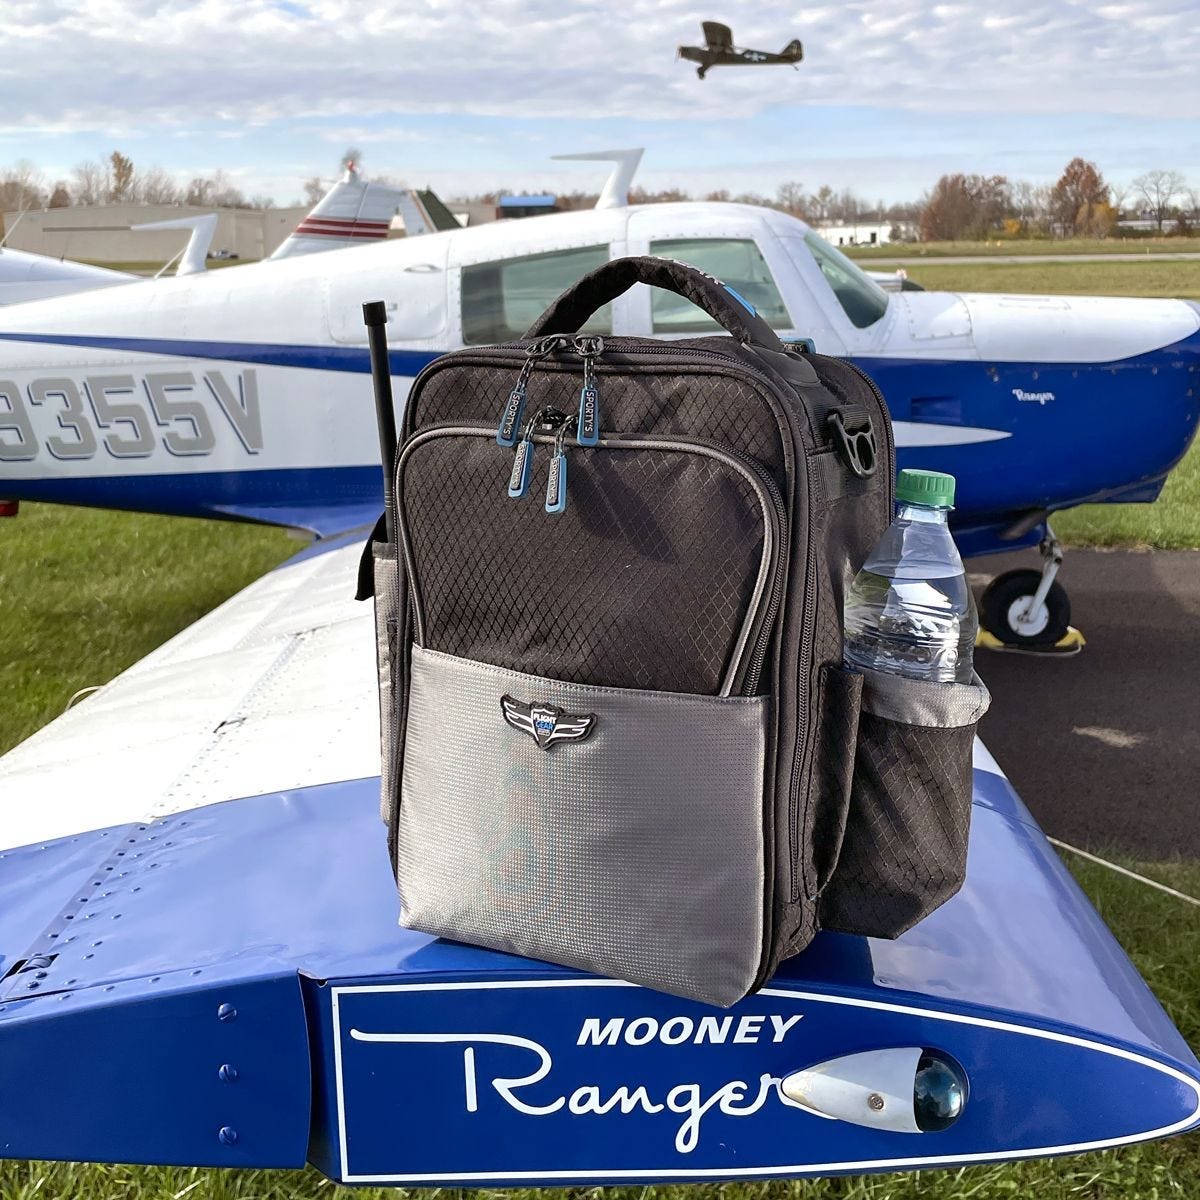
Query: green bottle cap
896 468 955 508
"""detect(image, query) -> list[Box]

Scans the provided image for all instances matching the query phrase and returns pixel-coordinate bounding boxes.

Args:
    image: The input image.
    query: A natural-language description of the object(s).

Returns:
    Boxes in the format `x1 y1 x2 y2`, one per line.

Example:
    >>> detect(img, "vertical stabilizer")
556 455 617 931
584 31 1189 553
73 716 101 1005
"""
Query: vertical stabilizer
271 162 402 259
550 149 644 210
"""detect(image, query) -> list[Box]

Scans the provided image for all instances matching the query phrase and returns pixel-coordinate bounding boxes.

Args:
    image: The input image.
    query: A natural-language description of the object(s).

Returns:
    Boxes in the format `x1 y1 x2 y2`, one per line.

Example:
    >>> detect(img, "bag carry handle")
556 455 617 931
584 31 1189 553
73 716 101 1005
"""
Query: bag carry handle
525 255 787 354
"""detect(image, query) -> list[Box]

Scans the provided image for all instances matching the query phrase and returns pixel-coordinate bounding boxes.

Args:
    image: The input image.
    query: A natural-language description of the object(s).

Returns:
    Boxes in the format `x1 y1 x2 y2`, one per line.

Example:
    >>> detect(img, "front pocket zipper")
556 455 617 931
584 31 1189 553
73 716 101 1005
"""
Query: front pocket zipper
394 424 787 698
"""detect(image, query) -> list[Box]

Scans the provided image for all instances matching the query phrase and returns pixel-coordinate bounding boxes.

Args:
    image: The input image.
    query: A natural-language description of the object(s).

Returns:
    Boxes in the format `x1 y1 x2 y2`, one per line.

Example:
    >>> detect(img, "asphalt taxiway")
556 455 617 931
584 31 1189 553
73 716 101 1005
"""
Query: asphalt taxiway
975 548 1200 859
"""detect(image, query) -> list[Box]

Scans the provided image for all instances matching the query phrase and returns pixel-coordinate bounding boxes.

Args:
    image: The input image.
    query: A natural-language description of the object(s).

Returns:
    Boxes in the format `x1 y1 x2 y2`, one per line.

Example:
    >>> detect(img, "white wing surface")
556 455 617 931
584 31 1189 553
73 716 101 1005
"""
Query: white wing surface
0 539 378 850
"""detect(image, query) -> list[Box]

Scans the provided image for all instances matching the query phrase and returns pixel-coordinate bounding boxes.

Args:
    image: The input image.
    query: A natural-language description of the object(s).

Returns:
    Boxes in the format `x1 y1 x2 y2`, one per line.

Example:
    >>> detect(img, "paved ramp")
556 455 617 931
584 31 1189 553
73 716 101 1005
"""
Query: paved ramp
974 549 1200 858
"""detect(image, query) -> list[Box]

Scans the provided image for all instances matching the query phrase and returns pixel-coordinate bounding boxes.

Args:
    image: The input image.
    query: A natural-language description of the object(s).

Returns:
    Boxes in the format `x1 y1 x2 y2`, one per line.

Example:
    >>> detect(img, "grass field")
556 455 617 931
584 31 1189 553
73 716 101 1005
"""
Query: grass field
883 259 1200 301
847 237 1200 260
2 256 1200 1196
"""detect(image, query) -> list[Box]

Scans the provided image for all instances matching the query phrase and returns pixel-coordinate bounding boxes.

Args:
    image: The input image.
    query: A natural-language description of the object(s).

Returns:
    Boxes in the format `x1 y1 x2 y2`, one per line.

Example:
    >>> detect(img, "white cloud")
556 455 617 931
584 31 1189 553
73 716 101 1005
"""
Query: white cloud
1 0 1197 133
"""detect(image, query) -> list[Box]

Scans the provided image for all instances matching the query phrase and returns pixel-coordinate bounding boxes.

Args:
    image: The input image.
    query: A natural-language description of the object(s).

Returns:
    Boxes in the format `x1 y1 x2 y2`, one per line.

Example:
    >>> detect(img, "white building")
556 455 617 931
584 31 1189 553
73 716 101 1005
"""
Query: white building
811 221 896 247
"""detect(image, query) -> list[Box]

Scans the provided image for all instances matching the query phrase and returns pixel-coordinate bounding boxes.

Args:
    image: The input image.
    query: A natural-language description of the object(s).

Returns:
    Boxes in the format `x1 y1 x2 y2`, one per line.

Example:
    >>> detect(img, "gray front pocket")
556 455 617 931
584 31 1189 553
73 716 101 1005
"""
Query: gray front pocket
397 646 769 1007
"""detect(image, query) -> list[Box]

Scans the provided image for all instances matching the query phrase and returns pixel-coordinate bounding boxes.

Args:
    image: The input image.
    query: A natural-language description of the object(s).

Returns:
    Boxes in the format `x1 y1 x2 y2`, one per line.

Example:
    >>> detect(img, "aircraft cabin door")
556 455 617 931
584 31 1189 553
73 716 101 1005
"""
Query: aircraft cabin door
324 240 451 348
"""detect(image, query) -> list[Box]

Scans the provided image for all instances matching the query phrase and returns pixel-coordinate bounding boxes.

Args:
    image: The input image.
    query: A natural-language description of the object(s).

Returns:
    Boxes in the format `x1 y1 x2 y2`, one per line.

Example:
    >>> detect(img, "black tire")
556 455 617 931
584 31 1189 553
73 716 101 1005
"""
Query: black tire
979 568 1071 647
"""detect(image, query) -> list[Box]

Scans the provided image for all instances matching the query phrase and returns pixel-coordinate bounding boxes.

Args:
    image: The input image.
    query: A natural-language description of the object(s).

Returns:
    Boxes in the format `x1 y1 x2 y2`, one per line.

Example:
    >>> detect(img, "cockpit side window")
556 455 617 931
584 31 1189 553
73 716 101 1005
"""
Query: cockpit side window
648 238 792 333
461 245 611 344
802 231 889 329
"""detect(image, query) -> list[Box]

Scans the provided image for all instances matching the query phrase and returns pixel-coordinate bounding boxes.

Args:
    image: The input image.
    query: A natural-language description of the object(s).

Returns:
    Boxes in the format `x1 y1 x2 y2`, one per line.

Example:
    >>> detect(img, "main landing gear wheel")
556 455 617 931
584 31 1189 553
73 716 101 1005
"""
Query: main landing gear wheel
979 568 1071 647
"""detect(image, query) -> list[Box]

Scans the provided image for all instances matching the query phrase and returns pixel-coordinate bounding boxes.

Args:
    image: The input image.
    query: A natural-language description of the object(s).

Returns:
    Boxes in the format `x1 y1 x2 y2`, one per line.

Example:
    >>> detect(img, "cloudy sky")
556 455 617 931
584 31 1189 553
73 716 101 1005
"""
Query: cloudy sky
1 0 1197 204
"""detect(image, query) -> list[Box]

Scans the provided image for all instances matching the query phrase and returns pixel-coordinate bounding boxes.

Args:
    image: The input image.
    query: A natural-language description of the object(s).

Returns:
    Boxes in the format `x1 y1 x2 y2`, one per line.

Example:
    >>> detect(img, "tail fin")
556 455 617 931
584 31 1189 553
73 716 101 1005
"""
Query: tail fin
395 187 462 236
271 162 402 260
782 38 803 60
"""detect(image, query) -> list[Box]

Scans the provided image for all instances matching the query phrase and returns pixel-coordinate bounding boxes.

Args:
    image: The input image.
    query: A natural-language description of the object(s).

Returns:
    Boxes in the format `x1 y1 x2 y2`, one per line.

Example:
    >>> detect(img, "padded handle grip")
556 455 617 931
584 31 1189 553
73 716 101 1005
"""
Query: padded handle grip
525 255 787 352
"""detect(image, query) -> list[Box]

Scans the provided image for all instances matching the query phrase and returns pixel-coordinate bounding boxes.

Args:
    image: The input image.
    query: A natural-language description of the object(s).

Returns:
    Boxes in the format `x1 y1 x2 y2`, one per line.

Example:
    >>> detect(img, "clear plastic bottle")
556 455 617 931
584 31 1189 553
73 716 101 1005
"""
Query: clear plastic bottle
844 469 977 684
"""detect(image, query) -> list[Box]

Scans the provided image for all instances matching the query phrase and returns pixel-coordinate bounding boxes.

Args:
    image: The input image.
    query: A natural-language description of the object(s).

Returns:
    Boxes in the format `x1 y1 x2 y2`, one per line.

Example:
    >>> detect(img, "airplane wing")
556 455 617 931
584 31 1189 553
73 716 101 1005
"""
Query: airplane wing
0 530 379 849
1 529 1198 1178
702 20 734 50
0 247 136 306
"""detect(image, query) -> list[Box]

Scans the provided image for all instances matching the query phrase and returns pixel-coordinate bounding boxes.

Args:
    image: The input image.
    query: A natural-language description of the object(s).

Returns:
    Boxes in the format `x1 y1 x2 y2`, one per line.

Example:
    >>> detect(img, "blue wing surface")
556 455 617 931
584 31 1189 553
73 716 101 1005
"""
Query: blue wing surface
0 534 1197 1179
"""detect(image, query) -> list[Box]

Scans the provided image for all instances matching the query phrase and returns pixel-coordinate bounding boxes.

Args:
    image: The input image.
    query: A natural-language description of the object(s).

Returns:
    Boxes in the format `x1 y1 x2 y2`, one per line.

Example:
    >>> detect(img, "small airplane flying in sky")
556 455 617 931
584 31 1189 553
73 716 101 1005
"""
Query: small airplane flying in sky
678 21 803 79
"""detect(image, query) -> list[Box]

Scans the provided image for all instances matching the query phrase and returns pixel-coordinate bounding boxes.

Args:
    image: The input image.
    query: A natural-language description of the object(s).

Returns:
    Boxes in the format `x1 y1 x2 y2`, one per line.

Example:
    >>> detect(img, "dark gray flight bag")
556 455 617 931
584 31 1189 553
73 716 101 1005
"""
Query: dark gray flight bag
359 256 987 1007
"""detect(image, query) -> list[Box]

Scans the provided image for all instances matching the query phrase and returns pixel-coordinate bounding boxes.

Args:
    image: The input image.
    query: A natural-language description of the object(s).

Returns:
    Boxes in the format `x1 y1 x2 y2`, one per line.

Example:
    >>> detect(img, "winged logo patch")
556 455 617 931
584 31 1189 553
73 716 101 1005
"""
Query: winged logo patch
501 694 596 750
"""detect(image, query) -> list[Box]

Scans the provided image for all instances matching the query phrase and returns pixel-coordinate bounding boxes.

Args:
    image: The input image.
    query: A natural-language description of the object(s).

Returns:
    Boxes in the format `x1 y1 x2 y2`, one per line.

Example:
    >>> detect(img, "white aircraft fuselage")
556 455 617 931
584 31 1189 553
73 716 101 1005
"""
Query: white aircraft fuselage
0 203 1196 547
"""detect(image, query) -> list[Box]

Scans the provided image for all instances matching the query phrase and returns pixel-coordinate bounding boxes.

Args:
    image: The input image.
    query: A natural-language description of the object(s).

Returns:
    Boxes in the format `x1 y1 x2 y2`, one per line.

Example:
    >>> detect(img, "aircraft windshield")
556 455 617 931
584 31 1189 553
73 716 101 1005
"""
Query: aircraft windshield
803 231 889 329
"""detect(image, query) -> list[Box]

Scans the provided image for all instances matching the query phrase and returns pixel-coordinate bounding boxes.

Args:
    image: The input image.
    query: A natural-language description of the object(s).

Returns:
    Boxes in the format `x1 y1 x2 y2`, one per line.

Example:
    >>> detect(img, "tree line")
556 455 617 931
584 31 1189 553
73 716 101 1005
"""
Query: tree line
2 151 1197 242
0 151 273 213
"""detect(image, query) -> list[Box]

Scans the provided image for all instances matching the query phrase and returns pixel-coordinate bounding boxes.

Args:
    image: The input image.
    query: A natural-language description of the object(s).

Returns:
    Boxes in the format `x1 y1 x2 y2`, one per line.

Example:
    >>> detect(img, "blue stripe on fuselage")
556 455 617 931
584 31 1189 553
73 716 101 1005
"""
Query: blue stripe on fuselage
0 331 440 376
9 465 384 538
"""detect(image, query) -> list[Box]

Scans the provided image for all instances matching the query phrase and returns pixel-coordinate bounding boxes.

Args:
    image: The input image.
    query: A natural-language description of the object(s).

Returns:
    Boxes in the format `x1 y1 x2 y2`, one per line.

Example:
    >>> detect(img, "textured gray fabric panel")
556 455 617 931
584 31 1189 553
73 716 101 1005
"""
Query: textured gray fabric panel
372 543 400 824
858 667 990 728
397 646 769 1007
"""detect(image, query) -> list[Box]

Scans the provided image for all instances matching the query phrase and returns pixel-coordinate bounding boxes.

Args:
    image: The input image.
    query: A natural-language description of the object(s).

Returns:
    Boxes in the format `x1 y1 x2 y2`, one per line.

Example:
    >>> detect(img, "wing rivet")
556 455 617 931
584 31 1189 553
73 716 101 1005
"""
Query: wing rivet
868 1093 885 1111
218 1064 239 1083
218 1126 239 1146
217 1003 238 1022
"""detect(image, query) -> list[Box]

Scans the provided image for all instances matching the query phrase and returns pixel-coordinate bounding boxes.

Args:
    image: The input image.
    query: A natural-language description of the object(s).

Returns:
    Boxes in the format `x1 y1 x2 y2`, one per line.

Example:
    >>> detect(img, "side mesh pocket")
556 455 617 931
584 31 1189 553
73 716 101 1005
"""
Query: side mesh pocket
819 668 990 939
371 540 402 825
808 664 864 896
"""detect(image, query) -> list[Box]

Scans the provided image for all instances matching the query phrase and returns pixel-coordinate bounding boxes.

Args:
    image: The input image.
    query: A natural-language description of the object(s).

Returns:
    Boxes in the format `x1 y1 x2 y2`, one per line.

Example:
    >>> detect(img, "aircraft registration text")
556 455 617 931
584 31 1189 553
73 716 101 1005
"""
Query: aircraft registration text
0 368 262 461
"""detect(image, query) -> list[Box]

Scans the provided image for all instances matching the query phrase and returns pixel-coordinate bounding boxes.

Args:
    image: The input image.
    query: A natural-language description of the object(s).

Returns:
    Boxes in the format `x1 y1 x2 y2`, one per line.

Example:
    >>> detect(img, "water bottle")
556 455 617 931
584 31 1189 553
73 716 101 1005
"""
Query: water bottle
844 469 977 684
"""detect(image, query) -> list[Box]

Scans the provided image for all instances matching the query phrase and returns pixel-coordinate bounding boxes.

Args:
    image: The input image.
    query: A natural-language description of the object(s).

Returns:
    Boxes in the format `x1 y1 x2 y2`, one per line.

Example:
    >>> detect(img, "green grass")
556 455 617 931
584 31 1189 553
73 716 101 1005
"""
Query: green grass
0 504 298 755
885 260 1200 301
1 505 1199 1196
847 237 1200 260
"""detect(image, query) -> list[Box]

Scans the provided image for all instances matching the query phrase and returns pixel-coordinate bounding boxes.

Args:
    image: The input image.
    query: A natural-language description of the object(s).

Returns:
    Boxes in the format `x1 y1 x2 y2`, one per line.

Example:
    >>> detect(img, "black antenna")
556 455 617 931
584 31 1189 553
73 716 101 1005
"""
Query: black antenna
363 301 398 543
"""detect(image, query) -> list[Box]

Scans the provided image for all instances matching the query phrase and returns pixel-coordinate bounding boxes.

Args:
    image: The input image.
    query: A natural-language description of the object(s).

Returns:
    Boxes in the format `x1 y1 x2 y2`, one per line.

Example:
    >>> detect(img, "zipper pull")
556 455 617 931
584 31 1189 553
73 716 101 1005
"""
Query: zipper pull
497 360 533 448
507 433 534 498
544 418 576 514
497 336 567 447
574 335 602 446
507 406 563 500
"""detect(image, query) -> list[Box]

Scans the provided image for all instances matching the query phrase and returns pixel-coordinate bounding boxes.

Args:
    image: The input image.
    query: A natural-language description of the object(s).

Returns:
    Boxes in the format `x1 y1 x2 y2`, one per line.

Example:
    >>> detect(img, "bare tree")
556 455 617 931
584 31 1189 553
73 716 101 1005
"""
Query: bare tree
138 166 181 205
808 185 835 223
1108 181 1131 218
184 170 247 209
775 180 806 216
302 176 325 206
70 159 108 205
1132 169 1187 232
0 160 46 211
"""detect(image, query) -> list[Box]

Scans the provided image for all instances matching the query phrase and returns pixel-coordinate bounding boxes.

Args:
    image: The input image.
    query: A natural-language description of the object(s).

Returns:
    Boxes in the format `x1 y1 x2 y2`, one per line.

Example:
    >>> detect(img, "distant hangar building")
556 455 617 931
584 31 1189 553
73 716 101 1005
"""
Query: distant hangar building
1 203 312 264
